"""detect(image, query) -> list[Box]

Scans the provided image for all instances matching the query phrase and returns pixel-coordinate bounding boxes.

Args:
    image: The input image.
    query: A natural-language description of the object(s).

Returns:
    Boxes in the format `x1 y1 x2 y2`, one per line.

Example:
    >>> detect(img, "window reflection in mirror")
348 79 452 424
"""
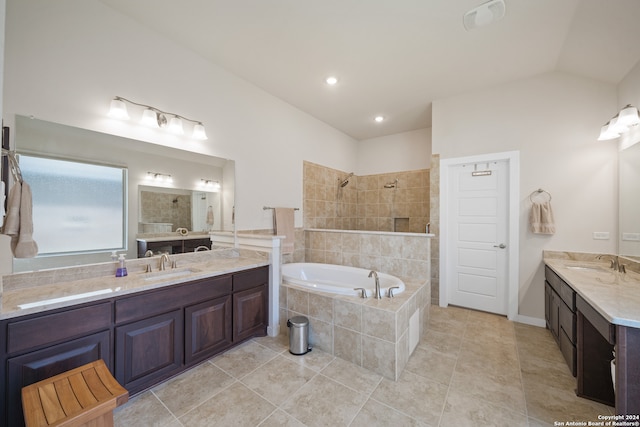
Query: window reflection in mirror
12 115 235 272
20 154 126 254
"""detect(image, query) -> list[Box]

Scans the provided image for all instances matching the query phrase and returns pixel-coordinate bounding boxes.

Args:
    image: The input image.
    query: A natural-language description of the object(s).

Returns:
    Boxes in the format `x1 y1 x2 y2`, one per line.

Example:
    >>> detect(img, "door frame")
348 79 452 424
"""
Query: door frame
439 150 520 321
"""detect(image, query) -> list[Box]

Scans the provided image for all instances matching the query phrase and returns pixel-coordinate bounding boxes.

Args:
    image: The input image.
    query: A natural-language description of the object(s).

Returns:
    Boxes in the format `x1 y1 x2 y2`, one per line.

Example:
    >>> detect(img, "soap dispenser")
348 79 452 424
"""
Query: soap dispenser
116 254 128 277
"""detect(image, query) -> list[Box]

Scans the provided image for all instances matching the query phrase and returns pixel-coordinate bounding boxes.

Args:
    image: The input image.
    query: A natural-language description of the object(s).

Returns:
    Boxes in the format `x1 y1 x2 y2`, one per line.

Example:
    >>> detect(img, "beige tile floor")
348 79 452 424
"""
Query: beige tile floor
114 305 614 426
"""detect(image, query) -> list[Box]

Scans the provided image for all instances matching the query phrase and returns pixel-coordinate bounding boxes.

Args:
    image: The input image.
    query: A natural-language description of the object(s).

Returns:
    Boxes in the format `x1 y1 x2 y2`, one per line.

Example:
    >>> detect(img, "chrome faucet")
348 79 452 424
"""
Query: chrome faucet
159 253 171 271
596 254 619 271
368 270 382 299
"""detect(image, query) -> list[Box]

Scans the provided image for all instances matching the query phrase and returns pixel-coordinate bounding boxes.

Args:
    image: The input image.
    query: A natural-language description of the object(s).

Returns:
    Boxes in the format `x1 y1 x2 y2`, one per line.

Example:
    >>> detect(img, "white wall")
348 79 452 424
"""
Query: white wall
2 0 358 233
618 60 640 150
356 128 431 175
433 71 618 319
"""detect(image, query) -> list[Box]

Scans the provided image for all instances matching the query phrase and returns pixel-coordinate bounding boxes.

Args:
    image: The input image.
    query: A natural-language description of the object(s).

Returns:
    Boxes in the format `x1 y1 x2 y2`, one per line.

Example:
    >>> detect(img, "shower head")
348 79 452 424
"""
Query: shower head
339 172 354 187
384 179 399 189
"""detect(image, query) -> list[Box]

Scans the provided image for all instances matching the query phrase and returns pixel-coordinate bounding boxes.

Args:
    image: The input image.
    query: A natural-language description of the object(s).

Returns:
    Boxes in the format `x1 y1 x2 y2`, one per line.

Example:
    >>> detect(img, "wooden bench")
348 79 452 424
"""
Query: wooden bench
22 359 128 427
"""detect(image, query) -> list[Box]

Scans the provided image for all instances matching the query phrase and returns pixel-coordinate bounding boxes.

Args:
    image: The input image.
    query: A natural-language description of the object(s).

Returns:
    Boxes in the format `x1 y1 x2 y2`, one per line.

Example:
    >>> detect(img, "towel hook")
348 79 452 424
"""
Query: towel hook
529 188 551 203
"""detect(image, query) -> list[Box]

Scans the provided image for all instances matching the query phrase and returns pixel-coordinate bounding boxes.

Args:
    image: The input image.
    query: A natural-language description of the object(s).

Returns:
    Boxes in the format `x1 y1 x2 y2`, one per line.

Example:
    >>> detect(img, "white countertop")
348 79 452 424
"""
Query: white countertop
1 251 269 320
544 258 640 328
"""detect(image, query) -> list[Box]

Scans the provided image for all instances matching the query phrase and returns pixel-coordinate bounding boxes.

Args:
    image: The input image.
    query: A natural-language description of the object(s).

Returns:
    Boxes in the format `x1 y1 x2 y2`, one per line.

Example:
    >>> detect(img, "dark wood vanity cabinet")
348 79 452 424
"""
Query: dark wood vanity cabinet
0 265 269 426
545 266 577 376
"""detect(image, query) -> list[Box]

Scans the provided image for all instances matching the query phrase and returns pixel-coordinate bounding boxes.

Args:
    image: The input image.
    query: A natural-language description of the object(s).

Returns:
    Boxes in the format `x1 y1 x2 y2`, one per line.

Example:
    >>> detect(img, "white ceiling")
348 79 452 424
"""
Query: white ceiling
98 0 640 140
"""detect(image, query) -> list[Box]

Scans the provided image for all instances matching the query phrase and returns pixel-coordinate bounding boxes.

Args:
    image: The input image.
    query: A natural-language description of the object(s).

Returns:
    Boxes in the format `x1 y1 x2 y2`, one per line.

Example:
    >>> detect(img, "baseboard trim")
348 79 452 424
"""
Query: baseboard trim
514 314 546 327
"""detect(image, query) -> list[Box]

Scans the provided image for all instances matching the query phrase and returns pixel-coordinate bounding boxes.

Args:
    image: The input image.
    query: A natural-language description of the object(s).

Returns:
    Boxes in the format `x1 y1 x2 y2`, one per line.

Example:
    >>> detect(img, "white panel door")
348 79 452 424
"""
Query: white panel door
447 160 508 315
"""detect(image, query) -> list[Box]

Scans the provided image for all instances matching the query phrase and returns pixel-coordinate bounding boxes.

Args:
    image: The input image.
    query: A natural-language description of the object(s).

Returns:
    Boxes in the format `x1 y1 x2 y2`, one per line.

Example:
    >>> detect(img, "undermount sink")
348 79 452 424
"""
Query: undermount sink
18 288 117 309
565 265 609 272
142 268 200 281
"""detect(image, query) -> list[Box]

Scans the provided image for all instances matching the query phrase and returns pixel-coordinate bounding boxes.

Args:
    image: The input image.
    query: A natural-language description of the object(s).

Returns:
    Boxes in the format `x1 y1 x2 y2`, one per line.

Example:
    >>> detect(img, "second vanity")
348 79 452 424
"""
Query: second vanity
0 248 270 427
544 253 640 416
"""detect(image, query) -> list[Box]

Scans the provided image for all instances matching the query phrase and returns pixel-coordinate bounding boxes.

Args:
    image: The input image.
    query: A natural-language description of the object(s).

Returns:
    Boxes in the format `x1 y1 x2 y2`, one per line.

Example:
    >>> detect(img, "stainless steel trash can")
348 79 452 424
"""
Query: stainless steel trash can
287 316 310 355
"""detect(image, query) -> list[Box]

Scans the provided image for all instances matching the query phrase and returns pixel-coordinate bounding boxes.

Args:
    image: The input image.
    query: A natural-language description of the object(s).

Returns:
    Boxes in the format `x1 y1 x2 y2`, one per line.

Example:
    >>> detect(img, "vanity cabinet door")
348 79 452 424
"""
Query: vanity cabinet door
6 331 111 427
115 310 183 395
185 296 232 365
233 284 268 342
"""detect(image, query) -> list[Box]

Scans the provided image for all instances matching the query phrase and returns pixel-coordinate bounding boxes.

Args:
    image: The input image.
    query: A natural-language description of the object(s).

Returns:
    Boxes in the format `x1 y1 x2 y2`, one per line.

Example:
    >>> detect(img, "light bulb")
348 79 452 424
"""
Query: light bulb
108 98 129 120
140 109 159 128
325 76 338 85
192 123 208 140
168 116 184 135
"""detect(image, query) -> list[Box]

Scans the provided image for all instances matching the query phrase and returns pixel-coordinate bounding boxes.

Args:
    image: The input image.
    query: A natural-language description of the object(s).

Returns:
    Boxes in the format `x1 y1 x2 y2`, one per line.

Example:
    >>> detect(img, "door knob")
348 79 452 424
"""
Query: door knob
494 243 506 249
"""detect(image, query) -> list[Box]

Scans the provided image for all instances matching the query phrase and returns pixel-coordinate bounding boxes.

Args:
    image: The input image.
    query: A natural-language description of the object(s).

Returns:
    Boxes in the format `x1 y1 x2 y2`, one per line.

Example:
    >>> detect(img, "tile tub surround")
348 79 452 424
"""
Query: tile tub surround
304 229 431 280
281 277 429 381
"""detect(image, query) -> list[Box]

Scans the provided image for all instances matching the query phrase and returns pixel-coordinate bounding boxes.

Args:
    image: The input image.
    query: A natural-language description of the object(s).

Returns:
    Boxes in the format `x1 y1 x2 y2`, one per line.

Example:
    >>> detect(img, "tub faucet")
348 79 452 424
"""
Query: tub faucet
368 270 382 299
159 253 171 271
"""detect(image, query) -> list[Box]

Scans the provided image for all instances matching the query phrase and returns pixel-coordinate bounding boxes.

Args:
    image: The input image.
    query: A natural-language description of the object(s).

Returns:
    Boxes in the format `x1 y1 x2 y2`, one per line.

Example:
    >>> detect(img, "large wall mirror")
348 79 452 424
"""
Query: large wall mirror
619 141 640 261
12 115 235 272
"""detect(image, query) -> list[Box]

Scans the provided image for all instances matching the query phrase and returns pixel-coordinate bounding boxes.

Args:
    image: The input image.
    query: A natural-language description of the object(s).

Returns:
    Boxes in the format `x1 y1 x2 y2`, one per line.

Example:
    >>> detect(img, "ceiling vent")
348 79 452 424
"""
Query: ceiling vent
463 0 506 31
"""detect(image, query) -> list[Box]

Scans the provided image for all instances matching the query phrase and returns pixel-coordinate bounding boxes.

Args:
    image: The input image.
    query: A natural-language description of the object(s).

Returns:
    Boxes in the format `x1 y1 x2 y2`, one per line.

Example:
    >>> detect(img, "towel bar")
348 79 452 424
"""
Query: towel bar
263 206 299 211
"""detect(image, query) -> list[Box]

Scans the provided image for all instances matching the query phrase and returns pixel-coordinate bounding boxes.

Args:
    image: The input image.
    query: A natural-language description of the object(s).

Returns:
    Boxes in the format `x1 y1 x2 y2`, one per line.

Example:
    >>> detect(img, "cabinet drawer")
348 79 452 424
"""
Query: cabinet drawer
233 266 269 292
559 299 576 344
559 281 576 312
116 275 232 324
7 302 111 354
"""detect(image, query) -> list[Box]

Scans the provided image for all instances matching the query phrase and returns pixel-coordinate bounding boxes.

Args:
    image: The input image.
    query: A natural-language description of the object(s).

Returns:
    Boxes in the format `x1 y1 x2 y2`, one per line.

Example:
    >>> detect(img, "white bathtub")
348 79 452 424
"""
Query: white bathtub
281 263 405 298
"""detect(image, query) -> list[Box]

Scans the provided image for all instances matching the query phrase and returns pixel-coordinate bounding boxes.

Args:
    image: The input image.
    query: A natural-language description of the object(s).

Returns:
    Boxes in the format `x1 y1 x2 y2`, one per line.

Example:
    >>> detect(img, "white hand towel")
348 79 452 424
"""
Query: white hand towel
3 181 21 236
13 182 38 258
274 207 295 255
206 205 214 228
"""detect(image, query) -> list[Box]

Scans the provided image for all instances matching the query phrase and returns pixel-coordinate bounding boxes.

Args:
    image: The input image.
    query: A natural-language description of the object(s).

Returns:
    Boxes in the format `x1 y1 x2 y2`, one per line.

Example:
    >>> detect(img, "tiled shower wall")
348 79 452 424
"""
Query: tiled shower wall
139 191 192 232
303 161 430 233
430 154 440 304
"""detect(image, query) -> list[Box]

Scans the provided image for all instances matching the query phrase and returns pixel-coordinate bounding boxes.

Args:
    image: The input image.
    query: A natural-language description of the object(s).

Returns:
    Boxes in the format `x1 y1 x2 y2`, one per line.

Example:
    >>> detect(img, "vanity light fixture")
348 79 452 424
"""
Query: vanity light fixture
146 172 173 183
201 179 221 191
463 0 506 31
108 96 208 140
598 104 640 141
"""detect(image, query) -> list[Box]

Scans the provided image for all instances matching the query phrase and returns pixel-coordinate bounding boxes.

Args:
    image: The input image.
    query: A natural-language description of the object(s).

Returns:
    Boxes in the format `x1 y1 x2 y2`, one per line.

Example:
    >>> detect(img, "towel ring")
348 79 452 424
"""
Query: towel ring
529 188 551 203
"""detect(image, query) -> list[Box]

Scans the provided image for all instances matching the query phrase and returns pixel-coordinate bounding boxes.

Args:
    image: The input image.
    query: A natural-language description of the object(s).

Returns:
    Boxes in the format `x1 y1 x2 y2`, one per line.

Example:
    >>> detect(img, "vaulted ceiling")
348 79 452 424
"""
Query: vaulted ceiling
99 0 640 140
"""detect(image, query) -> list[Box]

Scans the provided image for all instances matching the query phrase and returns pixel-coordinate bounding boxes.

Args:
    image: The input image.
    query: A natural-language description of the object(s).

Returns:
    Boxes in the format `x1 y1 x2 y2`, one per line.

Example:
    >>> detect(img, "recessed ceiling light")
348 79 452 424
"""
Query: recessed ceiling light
325 76 338 85
374 116 385 123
